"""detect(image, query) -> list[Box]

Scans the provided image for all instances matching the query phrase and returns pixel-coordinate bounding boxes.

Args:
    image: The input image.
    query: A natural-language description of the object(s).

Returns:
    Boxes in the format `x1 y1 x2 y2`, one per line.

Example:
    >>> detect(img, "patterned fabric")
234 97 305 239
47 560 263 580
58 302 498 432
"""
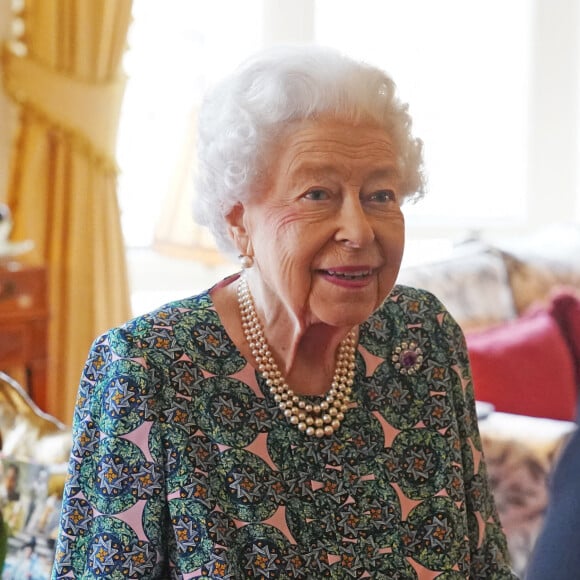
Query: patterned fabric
52 282 515 579
500 250 580 315
494 223 580 315
396 243 517 332
479 412 576 578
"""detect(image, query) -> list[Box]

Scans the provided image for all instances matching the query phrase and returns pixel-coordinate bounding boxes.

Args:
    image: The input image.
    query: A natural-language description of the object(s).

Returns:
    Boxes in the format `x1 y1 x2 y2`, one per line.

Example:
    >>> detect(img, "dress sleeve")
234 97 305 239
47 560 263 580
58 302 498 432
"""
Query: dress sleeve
52 328 170 579
438 306 517 579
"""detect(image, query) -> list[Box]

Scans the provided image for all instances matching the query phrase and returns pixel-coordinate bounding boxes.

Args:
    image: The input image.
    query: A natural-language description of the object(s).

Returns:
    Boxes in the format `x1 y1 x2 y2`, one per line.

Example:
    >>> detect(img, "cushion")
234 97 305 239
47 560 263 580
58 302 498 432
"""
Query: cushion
496 224 580 314
466 308 577 421
546 289 580 386
397 242 517 331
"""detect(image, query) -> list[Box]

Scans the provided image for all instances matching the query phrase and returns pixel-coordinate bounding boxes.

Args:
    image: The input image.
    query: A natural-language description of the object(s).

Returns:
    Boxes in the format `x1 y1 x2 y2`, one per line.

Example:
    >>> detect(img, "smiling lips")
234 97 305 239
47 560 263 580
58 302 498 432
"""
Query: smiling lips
319 267 376 286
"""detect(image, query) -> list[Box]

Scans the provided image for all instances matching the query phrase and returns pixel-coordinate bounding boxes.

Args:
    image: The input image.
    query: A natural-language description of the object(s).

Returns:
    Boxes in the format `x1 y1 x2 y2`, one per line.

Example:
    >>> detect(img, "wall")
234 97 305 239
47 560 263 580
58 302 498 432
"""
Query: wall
526 0 579 228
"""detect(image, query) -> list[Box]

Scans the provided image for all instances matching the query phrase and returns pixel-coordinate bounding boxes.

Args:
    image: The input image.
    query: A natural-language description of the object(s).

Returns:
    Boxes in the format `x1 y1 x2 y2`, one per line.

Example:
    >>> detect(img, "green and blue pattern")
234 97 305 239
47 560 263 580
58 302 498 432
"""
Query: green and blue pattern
53 283 514 578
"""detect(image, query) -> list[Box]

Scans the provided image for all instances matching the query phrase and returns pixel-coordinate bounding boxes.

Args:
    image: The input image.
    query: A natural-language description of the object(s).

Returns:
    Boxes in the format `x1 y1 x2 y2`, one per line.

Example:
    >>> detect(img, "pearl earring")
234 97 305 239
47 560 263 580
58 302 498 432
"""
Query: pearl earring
239 254 254 269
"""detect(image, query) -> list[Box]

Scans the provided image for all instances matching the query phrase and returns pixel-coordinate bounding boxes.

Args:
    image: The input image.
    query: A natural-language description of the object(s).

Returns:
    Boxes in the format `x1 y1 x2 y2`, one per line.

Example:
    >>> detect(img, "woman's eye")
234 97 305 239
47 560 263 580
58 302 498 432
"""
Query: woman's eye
370 190 396 203
303 189 329 201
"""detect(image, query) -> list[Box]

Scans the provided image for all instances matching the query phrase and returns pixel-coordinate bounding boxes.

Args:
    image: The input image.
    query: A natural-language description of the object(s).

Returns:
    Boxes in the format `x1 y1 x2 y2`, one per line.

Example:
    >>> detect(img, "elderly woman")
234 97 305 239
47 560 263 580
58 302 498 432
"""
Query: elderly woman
53 46 514 579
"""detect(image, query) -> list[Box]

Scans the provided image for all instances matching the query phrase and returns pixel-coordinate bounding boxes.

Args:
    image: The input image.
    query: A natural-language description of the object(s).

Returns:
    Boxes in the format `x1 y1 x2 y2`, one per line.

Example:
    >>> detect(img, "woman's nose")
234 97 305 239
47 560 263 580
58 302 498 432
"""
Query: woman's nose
335 198 375 248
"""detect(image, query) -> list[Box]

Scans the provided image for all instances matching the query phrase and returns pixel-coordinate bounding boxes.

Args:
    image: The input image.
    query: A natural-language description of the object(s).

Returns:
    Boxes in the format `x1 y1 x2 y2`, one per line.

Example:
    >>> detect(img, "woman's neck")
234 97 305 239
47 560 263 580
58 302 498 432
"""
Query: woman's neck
211 273 356 396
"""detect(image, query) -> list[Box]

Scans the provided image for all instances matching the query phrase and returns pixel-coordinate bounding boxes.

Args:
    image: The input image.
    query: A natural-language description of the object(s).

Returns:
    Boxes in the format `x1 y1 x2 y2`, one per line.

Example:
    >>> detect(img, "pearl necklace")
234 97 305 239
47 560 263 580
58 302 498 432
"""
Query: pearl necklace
237 275 357 438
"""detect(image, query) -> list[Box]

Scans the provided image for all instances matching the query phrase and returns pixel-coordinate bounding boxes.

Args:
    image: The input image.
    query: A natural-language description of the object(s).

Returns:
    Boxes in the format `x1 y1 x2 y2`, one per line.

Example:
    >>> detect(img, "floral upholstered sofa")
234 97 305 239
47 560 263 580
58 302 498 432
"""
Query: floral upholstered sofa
398 223 580 576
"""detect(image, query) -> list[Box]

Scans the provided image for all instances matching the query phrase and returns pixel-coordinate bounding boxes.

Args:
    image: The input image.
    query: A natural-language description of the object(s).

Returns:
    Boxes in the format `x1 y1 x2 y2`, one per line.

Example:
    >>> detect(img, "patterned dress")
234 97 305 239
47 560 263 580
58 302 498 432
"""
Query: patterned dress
52 281 515 579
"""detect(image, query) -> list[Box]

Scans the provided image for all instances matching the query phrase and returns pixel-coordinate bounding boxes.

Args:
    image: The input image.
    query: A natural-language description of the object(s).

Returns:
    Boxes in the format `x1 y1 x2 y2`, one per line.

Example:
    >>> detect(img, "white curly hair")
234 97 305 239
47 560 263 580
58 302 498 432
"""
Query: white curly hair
194 44 425 257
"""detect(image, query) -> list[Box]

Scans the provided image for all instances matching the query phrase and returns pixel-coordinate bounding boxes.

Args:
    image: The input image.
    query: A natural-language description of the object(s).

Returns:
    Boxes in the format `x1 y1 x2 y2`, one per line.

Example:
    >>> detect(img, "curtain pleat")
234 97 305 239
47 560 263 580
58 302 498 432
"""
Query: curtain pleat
2 0 133 423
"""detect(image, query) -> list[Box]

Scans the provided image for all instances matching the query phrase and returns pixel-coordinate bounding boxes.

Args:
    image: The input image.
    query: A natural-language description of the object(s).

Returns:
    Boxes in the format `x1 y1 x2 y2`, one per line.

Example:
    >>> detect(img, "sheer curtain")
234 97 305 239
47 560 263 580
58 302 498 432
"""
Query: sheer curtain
2 0 132 423
118 0 263 258
152 110 226 264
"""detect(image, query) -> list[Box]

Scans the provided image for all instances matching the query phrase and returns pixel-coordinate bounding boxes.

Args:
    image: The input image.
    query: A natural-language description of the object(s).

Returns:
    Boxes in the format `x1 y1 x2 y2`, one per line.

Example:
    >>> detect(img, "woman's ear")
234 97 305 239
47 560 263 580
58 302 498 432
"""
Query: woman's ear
226 203 252 256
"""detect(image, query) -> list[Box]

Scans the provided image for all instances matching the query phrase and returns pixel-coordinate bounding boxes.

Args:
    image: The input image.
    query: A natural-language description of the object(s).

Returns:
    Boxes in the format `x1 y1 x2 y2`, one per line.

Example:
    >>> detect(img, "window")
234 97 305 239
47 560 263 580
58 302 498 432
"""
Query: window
119 0 577 252
315 0 531 230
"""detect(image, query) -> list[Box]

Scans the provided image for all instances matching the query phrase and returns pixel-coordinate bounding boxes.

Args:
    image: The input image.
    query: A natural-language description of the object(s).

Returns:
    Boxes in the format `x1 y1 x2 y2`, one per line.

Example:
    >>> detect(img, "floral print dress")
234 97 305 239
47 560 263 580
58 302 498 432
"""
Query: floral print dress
52 281 515 579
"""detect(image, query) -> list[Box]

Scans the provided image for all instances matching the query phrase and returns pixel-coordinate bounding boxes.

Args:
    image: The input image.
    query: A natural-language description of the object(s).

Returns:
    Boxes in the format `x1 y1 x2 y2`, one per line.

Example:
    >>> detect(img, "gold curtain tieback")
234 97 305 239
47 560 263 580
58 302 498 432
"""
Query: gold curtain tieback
2 43 126 163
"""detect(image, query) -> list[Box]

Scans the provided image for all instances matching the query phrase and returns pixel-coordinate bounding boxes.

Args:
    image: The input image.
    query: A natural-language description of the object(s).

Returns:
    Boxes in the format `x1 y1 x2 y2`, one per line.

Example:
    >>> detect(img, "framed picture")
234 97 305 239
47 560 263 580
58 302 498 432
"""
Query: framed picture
0 458 63 579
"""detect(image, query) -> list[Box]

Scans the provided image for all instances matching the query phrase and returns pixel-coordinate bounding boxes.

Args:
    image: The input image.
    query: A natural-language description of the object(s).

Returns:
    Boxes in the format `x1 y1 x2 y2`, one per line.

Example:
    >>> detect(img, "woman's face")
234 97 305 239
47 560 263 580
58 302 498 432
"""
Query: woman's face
230 117 406 330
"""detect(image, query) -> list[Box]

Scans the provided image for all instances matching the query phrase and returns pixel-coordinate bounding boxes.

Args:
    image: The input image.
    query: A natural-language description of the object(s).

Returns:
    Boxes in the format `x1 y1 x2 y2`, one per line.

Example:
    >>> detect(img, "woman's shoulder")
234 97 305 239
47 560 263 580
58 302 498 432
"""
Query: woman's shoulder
364 284 465 348
74 289 221 424
79 289 223 385
131 289 214 327
104 289 215 346
379 283 451 318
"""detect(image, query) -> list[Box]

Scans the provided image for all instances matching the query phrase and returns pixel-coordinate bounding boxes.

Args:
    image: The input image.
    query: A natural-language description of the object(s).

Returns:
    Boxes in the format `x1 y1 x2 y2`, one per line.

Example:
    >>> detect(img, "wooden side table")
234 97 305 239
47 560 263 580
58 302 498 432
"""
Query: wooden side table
0 261 48 406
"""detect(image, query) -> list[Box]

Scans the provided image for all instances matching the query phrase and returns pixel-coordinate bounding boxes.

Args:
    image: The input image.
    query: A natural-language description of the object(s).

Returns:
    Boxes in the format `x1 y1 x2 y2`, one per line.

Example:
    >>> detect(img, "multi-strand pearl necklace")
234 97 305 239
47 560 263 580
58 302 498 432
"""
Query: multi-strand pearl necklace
237 275 357 438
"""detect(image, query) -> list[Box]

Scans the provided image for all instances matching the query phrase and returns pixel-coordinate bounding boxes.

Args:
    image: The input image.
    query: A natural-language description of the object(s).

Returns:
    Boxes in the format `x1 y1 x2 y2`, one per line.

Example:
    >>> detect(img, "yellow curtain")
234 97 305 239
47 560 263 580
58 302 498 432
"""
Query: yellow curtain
1 0 132 424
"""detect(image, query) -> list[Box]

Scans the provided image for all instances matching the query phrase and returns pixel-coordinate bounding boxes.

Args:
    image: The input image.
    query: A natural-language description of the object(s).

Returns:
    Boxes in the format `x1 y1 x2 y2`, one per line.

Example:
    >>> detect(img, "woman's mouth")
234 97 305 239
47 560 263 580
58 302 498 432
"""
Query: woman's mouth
319 268 376 287
324 269 374 280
